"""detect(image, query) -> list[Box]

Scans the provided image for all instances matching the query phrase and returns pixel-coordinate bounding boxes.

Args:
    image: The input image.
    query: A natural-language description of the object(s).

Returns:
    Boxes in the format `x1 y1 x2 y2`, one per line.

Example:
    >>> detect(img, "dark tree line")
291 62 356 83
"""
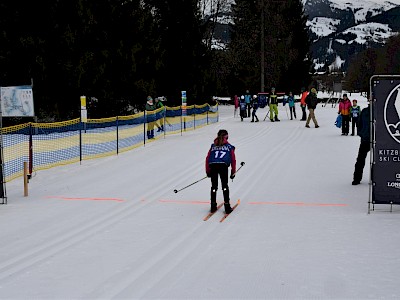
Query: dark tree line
345 34 400 94
0 0 311 123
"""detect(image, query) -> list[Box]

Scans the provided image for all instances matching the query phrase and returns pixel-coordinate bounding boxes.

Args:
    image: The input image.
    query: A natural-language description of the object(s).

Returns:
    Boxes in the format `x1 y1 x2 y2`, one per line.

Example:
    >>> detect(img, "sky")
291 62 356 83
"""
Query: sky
1 92 400 299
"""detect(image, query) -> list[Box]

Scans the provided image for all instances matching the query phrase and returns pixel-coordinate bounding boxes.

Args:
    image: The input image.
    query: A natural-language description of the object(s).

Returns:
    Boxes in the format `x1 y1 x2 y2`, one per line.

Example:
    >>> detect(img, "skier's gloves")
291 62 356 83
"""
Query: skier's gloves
230 174 235 179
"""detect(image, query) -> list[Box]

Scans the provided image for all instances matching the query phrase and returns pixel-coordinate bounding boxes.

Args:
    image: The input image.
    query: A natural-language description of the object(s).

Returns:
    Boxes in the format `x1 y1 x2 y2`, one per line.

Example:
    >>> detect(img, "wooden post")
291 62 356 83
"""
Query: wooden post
24 162 28 197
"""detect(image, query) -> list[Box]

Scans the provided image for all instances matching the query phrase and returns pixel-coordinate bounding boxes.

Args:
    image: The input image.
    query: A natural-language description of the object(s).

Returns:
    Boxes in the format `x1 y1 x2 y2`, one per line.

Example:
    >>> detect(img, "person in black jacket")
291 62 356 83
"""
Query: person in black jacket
305 88 319 128
352 103 371 185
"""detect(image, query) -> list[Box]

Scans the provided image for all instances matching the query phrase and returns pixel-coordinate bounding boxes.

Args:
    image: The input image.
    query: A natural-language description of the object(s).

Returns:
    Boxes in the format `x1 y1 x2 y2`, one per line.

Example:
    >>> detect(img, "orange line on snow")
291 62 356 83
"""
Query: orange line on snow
248 201 348 207
46 196 125 202
159 200 209 205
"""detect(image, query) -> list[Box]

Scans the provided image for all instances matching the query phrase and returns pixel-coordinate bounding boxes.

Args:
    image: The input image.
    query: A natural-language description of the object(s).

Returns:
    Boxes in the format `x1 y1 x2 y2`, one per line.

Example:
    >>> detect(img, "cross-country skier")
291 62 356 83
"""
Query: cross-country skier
251 95 259 122
205 129 237 214
268 87 280 122
239 96 247 121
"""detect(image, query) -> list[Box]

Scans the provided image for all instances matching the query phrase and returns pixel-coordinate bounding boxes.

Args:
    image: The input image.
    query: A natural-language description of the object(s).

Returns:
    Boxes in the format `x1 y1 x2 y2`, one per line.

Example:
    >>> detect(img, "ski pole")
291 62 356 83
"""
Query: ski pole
231 161 245 181
263 110 269 121
173 176 208 193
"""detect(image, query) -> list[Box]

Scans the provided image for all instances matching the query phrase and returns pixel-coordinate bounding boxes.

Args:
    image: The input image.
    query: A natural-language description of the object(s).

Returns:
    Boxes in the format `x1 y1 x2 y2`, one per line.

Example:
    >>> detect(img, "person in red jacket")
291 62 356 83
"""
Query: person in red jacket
205 129 237 214
338 94 352 135
300 87 308 121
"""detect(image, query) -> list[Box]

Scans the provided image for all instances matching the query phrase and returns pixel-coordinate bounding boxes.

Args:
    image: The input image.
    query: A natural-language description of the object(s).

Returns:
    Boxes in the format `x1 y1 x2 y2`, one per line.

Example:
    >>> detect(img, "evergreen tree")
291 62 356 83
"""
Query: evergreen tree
229 0 311 94
144 0 210 105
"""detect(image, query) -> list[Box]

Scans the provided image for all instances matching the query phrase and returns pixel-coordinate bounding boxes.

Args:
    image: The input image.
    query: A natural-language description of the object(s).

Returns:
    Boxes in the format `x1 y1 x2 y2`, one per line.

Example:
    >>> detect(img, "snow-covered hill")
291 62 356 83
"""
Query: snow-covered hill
202 0 400 70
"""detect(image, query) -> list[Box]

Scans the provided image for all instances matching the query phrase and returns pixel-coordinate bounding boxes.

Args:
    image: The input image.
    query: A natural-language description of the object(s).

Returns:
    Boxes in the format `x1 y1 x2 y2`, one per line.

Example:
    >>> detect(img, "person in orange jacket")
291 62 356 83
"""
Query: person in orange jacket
338 94 352 136
300 87 308 121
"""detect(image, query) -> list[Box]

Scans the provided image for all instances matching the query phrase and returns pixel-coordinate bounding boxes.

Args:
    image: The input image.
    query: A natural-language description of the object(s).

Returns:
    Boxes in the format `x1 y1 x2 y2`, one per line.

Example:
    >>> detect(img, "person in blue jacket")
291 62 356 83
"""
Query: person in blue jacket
205 129 237 214
244 90 252 118
287 91 297 120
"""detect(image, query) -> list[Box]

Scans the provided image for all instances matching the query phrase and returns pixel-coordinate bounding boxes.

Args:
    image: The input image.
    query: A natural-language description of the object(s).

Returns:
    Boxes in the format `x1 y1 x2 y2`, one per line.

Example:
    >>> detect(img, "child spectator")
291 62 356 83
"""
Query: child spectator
350 99 360 136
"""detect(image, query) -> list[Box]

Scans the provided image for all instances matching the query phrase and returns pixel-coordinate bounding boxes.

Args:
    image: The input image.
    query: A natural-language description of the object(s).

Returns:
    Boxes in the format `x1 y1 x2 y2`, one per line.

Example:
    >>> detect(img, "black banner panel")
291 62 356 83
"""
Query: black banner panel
371 76 400 205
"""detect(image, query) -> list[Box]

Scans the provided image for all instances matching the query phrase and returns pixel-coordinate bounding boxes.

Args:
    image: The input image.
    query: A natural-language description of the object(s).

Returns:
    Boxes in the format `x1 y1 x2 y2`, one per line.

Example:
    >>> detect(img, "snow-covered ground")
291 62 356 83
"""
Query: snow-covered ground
1 92 400 299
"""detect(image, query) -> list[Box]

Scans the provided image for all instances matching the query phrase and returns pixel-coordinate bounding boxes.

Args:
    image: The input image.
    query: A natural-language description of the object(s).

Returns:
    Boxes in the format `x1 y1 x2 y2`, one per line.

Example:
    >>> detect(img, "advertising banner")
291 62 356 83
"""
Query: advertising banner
0 85 35 117
371 76 400 206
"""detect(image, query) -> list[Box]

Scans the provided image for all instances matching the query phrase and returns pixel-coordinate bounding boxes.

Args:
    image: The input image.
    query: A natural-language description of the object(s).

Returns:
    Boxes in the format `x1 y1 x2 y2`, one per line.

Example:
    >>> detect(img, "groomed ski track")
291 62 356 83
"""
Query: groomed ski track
1 98 400 299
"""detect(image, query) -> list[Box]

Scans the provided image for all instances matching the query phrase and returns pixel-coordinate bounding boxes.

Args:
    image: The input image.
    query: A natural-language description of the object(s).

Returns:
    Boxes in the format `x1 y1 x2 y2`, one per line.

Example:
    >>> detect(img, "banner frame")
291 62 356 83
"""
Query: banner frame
369 75 400 213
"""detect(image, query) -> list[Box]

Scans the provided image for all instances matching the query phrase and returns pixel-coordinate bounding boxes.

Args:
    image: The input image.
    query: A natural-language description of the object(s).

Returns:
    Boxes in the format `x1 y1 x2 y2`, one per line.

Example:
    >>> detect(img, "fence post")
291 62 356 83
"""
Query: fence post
207 105 209 124
116 116 119 155
28 123 33 177
194 105 196 130
144 111 146 146
23 162 28 197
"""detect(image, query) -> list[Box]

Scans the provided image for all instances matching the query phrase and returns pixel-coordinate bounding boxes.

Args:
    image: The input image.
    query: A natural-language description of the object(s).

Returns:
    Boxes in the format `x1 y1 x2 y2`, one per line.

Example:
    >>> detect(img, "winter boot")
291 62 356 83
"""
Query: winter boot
224 203 232 214
157 127 162 132
210 187 217 212
275 115 280 122
161 125 164 131
222 187 232 214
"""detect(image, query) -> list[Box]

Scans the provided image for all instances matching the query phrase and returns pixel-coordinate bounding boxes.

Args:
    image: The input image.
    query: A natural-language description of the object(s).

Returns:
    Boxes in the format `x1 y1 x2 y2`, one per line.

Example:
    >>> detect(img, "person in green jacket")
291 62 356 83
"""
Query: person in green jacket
154 97 165 132
145 96 156 139
268 87 280 122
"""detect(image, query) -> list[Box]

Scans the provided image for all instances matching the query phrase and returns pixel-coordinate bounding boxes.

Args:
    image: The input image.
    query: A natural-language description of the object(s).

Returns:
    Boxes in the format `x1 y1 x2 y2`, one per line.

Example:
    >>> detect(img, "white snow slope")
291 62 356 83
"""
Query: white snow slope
1 93 400 299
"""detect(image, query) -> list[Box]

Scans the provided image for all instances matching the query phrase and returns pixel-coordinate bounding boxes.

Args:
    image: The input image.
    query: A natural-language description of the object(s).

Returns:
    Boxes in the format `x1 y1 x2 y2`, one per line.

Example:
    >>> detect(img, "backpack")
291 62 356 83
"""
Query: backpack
335 114 342 128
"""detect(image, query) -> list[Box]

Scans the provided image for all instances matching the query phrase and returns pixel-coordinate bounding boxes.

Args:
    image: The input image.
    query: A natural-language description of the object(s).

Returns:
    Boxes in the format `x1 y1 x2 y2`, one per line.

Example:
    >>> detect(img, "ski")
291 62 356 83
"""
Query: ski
220 199 240 223
203 203 223 221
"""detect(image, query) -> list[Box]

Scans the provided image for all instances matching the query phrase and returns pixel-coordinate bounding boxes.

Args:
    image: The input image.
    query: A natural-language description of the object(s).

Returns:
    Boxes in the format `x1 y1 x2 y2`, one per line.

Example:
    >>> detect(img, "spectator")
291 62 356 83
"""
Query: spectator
352 102 371 185
145 96 156 139
300 87 308 121
305 88 319 128
338 94 352 136
244 90 252 118
287 91 297 120
154 97 165 132
350 99 361 136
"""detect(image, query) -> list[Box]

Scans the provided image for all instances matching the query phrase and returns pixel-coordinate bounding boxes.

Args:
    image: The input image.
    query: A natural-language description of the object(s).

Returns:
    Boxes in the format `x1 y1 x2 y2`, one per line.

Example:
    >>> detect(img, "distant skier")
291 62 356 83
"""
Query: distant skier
244 90 252 117
239 96 247 121
205 129 237 214
251 95 259 122
268 87 280 122
350 99 360 136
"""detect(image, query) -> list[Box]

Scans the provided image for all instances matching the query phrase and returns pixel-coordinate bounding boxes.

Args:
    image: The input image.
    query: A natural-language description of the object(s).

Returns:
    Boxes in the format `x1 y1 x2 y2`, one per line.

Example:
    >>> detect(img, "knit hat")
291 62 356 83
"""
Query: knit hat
147 96 153 102
311 88 317 94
